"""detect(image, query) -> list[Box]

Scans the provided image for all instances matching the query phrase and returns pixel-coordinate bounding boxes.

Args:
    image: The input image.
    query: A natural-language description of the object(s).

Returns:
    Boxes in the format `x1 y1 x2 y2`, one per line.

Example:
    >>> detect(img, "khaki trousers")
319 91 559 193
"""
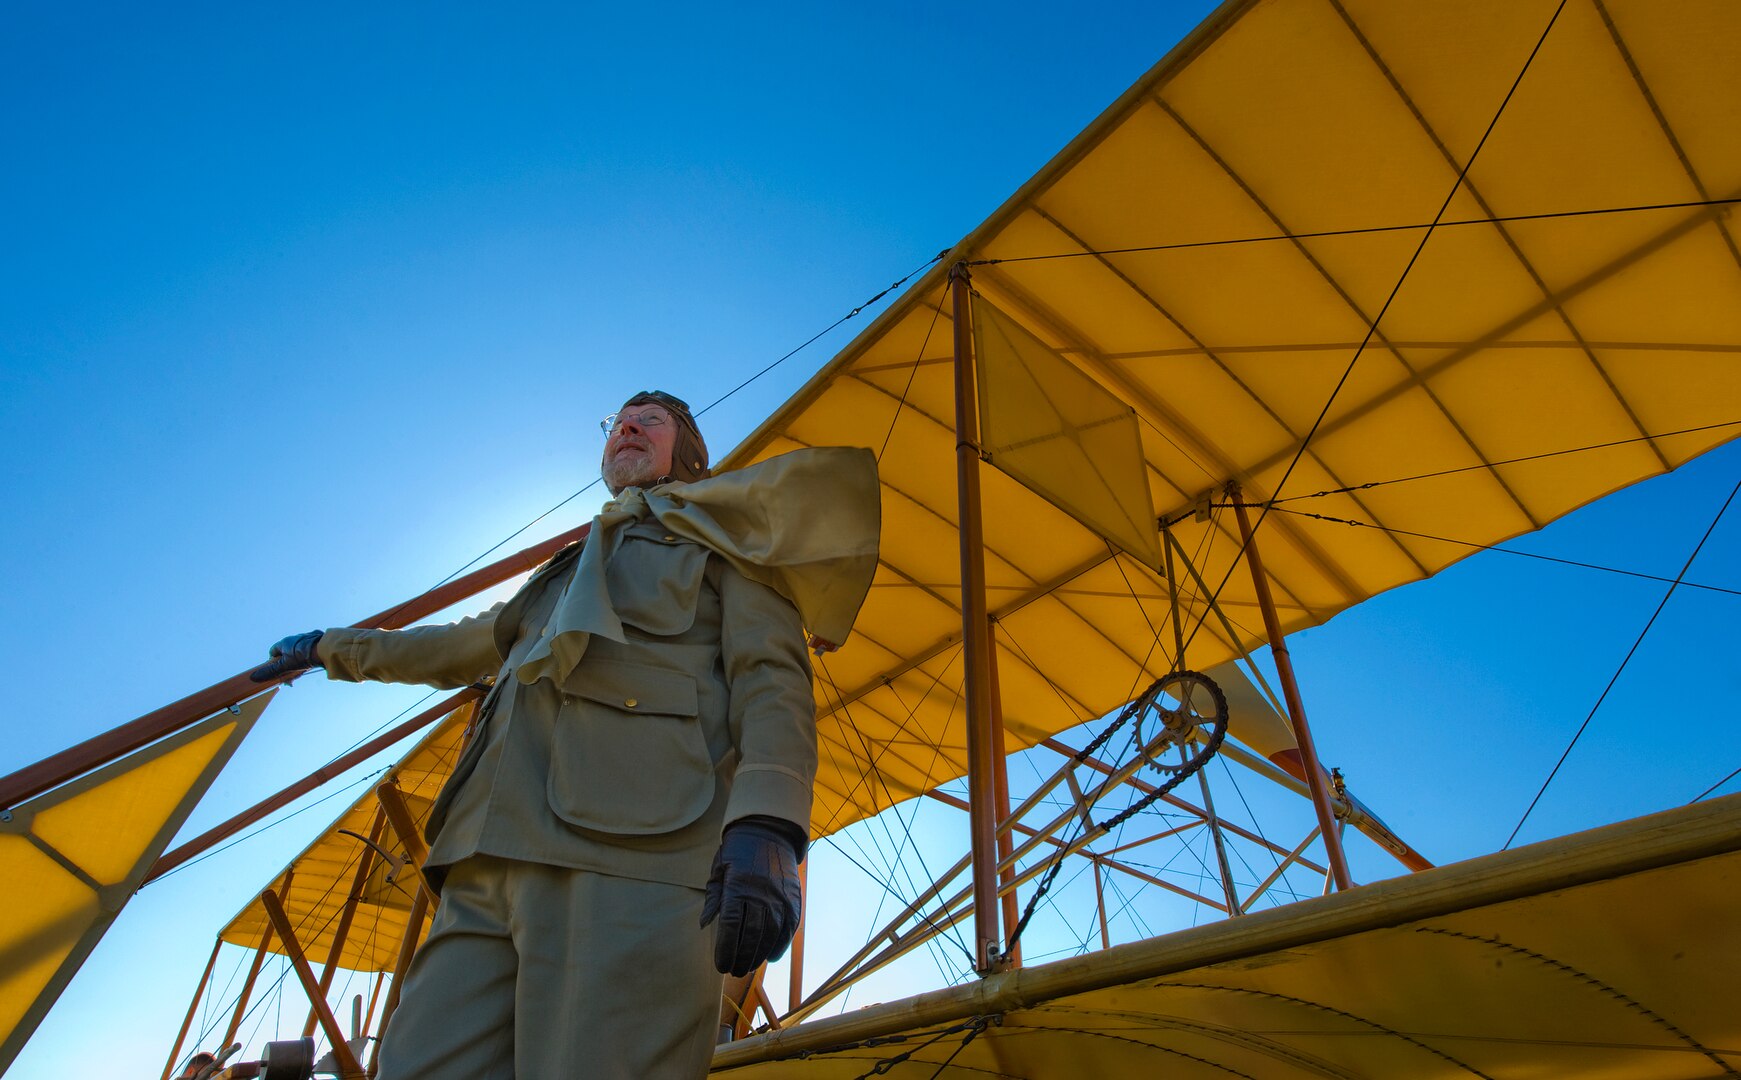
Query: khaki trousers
377 856 722 1080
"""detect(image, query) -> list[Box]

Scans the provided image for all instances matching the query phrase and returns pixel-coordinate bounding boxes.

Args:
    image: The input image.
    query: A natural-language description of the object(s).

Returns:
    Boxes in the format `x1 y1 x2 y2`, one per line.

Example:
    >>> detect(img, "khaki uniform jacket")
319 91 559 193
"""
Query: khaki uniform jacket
317 517 816 891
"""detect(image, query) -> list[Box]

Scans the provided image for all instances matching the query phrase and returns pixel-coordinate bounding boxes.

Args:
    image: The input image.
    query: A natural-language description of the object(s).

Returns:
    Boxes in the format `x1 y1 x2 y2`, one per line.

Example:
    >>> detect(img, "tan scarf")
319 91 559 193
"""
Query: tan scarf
517 445 880 689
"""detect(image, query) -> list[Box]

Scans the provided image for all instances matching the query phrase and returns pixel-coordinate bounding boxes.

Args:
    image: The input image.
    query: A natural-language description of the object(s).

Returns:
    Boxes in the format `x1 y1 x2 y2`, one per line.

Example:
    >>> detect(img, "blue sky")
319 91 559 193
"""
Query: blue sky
4 1 1737 1074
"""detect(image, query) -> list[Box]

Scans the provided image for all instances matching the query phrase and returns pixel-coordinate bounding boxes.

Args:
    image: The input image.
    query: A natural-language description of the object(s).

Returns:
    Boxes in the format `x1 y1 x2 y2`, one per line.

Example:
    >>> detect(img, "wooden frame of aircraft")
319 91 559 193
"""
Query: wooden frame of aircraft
4 0 1739 1076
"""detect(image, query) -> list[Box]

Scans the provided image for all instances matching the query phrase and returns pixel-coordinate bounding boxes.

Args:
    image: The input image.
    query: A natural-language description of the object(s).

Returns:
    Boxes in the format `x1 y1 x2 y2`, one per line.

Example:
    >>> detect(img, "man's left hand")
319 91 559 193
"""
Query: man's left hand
701 817 804 977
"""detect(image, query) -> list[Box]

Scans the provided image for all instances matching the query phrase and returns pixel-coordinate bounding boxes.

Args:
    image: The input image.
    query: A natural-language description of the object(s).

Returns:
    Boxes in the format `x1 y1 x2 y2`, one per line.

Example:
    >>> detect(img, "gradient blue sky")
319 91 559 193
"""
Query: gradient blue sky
4 2 1737 1074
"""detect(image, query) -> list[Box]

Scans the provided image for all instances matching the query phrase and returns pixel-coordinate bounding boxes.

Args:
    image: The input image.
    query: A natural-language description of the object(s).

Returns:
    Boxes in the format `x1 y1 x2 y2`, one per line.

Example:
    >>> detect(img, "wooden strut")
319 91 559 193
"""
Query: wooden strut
369 885 431 1078
1092 862 1111 950
1154 532 1430 873
147 687 479 884
224 870 293 1048
788 859 807 1013
950 262 1006 974
160 937 222 1080
262 889 365 1079
375 781 434 898
0 525 587 813
987 628 1022 966
303 810 388 1038
922 789 1221 908
361 972 386 1051
1228 484 1353 891
1163 530 1242 915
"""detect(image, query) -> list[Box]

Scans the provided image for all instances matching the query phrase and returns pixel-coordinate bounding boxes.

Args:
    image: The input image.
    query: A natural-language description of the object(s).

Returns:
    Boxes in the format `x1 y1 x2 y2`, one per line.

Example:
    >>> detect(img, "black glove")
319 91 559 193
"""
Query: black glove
249 630 326 683
700 816 804 976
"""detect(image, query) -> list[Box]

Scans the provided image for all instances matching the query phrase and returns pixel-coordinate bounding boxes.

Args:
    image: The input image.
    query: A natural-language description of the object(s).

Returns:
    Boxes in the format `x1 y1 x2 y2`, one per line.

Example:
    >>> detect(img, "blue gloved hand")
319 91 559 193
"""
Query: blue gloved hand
701 816 805 976
249 630 325 683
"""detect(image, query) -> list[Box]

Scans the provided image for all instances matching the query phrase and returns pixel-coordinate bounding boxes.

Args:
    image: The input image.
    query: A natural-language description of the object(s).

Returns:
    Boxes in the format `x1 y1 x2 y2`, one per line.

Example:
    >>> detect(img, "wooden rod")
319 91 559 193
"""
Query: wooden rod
160 937 223 1080
950 263 1004 974
1228 486 1352 890
0 525 584 811
262 889 365 1079
375 782 433 897
752 978 783 1032
303 810 387 1037
369 885 431 1077
361 971 386 1046
223 870 291 1047
788 859 807 1014
987 629 1021 966
146 688 476 884
1092 862 1111 950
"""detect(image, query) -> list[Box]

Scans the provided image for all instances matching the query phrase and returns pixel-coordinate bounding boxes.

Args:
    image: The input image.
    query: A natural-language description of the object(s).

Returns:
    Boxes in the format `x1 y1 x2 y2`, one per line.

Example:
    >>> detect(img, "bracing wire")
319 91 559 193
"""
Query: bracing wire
150 767 390 884
1690 764 1741 804
877 285 949 463
815 656 976 972
968 196 1741 266
1269 420 1741 504
1168 0 1571 670
1506 477 1740 847
361 249 946 631
1258 504 1741 598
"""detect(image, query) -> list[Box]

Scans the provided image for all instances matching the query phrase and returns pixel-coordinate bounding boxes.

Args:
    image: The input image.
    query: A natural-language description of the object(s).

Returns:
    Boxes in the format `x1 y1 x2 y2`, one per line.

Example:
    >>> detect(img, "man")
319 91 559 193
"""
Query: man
251 391 879 1079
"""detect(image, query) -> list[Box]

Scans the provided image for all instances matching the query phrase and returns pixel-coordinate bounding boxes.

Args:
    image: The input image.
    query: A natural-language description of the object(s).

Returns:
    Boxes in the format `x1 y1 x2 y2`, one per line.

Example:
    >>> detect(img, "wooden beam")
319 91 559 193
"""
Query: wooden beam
262 889 365 1080
160 937 222 1080
0 526 582 811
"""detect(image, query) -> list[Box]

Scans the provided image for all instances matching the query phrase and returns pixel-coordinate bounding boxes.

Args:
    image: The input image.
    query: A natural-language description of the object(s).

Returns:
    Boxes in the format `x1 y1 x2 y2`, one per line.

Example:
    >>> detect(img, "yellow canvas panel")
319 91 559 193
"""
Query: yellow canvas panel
1604 1 1741 196
30 723 242 886
0 697 264 1071
1347 3 1559 168
0 838 98 1050
974 295 1164 571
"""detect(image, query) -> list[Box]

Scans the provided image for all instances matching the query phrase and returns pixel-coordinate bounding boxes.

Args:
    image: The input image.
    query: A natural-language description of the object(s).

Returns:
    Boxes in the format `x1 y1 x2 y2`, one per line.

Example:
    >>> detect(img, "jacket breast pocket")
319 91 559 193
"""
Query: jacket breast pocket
548 658 716 836
608 535 709 636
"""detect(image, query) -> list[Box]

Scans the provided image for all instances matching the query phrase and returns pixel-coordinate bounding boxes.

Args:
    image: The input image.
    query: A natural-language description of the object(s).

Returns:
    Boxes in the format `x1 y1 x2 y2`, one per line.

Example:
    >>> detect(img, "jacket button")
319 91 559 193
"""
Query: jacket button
663 535 676 542
624 698 638 708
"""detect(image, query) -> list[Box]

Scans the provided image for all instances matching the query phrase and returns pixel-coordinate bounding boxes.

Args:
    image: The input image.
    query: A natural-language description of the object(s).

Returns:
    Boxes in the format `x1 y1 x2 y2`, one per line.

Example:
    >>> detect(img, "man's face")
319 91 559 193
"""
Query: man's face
601 404 678 493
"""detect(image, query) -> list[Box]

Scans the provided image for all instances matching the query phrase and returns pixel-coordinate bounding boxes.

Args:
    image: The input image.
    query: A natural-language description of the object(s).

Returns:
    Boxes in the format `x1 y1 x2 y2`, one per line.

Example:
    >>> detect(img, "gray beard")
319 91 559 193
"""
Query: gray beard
601 455 664 495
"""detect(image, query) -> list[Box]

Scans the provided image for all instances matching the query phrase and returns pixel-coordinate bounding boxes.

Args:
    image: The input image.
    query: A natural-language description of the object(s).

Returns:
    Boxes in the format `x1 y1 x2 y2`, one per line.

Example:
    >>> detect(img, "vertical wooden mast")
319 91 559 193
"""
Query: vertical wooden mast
1229 485 1353 890
159 937 222 1080
950 263 1006 973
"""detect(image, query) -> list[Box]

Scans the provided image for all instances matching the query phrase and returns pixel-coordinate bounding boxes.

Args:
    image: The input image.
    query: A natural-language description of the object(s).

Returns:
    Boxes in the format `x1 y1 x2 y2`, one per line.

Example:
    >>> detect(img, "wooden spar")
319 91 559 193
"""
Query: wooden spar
987 630 1021 966
950 263 1005 974
1162 531 1242 914
788 859 807 1013
224 870 293 1047
1228 485 1353 890
369 885 431 1077
752 979 783 1032
376 782 434 897
160 937 222 1080
0 525 586 813
262 889 365 1079
1092 862 1111 950
1045 738 1329 873
146 687 479 884
303 810 387 1038
361 972 386 1048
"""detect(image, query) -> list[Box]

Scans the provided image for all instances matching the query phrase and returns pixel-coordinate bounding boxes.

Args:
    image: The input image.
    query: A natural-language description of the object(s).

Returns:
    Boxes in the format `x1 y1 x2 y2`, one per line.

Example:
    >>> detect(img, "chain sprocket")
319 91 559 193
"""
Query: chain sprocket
1131 670 1230 776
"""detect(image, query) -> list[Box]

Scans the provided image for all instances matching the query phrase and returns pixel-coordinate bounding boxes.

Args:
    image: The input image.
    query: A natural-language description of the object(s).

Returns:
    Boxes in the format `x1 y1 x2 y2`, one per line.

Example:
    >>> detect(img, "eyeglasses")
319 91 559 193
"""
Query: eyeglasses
600 410 670 435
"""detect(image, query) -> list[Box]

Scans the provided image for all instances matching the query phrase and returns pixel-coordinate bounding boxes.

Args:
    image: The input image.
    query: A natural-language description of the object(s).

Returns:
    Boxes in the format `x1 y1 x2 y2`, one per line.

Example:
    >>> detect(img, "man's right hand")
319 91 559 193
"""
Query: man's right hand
249 630 326 683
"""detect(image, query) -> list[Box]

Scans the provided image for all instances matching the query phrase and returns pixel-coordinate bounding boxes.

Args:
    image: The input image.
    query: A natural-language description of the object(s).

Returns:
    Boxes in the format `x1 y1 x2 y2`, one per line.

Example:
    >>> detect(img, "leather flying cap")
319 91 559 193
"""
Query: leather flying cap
621 390 710 484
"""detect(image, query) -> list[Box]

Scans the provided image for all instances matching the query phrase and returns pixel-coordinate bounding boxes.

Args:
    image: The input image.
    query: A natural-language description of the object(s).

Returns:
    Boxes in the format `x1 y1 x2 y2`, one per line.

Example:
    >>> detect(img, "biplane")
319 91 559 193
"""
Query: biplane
3 0 1739 1076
